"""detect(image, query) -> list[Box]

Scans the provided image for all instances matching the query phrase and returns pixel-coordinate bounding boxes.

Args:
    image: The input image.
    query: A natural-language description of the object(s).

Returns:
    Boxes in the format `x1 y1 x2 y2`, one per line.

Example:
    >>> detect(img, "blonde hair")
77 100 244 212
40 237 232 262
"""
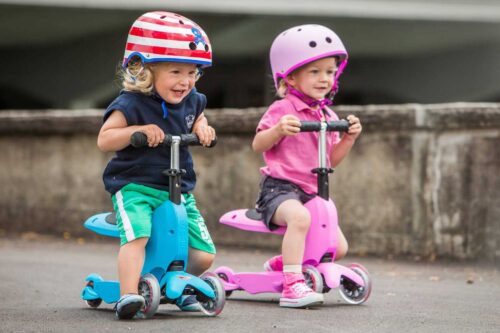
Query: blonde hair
276 79 288 98
121 57 155 94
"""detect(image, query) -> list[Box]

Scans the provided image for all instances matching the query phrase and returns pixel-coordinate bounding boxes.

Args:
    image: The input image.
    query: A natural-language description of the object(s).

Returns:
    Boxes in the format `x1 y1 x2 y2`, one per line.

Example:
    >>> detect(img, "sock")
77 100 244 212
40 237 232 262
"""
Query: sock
283 265 302 274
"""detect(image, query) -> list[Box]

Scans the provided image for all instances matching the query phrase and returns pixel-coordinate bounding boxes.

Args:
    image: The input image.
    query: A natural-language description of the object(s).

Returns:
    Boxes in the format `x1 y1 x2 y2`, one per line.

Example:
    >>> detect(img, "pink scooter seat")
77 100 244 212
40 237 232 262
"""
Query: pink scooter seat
219 209 286 235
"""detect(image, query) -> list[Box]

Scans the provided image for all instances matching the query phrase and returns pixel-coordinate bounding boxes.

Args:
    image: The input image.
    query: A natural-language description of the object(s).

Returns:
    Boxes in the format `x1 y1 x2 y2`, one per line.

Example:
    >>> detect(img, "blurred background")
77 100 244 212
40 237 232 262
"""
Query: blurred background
0 0 499 263
1 0 500 110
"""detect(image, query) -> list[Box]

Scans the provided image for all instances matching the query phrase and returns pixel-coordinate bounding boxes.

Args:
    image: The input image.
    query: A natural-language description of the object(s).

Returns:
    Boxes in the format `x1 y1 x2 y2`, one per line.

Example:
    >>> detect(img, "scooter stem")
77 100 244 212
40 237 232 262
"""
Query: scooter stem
313 121 334 201
166 136 183 205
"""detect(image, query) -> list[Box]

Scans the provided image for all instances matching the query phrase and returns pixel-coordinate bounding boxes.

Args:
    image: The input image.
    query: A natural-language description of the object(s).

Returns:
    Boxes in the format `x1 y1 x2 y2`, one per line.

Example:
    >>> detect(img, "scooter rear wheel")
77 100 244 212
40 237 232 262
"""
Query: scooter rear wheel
216 272 233 298
138 273 161 318
338 263 372 305
199 272 226 316
84 281 102 308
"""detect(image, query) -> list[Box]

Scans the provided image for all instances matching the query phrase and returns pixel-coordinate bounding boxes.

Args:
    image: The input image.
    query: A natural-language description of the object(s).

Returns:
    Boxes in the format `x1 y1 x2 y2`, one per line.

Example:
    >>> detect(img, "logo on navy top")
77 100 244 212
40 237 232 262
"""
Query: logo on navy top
185 114 195 129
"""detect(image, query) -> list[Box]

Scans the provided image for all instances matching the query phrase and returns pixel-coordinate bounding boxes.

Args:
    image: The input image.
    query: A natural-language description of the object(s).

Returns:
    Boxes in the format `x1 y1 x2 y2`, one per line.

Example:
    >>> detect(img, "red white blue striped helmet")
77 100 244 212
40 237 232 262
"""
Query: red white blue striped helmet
123 11 212 68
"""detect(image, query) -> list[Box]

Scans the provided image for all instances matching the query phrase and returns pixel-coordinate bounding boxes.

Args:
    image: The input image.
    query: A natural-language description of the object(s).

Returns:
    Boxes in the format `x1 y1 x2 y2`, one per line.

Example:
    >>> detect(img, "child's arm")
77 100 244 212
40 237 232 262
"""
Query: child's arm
192 112 216 147
330 115 362 167
97 110 165 152
252 115 301 153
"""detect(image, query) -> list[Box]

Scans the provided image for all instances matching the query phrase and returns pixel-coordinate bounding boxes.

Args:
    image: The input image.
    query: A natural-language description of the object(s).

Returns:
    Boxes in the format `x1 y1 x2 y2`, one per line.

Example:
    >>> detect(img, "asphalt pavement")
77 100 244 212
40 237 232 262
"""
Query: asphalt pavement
0 236 499 333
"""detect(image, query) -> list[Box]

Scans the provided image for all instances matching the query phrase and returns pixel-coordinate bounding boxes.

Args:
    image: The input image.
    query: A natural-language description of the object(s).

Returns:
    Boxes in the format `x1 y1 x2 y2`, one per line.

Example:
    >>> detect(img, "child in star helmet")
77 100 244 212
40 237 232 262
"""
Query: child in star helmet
253 24 363 308
97 11 216 319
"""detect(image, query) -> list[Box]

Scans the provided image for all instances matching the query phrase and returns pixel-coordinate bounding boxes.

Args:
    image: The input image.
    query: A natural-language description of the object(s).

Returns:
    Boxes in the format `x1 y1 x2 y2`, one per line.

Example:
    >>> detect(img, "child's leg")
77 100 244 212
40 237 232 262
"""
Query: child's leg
272 199 311 266
187 248 215 276
177 193 216 311
183 193 216 275
335 226 349 261
118 237 149 295
272 199 323 308
115 236 148 319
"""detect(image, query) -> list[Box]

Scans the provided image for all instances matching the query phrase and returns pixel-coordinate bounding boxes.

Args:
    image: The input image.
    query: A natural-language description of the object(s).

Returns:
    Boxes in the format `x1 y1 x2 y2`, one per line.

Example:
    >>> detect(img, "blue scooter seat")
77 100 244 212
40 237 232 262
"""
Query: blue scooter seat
84 212 120 238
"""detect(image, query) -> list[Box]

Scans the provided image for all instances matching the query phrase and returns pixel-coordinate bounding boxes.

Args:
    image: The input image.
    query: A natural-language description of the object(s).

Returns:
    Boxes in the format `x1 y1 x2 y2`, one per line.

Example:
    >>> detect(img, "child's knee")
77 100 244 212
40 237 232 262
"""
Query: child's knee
287 208 311 232
336 232 349 260
199 252 215 270
189 249 215 271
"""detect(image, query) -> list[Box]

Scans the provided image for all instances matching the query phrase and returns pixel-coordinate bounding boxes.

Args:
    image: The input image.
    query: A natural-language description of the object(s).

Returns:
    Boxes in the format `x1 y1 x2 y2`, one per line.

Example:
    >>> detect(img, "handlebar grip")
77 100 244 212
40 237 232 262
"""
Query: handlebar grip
130 132 149 148
299 120 351 132
327 119 350 132
130 132 217 148
180 134 217 148
299 122 322 132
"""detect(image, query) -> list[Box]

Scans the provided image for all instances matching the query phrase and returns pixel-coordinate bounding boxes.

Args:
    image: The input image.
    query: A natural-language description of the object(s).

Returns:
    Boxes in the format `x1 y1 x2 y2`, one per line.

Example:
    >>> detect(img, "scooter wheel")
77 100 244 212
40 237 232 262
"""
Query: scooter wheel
199 272 226 316
303 265 324 294
84 281 102 308
338 263 372 305
137 273 161 318
216 272 233 298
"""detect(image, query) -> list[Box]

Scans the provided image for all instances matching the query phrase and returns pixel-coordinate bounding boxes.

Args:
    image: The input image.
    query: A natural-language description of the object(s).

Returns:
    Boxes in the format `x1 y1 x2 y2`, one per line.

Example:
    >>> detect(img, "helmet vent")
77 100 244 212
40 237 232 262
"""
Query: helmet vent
179 20 184 25
204 44 210 52
298 28 302 32
309 41 317 48
326 37 332 43
160 15 166 19
189 42 197 50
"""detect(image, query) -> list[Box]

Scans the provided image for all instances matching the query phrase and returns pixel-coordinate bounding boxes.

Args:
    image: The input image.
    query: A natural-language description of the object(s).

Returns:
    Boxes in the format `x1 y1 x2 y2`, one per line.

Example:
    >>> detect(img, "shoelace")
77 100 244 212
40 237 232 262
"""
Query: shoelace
291 282 313 296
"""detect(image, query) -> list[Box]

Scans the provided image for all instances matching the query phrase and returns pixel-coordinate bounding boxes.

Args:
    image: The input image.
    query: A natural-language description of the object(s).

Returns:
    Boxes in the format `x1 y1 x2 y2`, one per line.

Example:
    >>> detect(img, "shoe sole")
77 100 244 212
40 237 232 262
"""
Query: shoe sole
279 294 324 308
178 304 202 312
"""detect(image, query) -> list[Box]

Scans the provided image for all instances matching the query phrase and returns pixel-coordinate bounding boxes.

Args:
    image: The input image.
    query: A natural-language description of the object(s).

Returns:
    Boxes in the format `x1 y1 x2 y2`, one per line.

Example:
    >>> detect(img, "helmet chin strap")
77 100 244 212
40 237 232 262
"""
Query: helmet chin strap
287 86 332 110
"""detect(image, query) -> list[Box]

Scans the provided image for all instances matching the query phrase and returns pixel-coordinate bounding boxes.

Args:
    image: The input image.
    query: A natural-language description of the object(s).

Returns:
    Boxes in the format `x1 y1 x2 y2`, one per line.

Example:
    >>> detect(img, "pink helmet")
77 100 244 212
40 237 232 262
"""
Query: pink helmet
270 24 348 93
123 11 212 68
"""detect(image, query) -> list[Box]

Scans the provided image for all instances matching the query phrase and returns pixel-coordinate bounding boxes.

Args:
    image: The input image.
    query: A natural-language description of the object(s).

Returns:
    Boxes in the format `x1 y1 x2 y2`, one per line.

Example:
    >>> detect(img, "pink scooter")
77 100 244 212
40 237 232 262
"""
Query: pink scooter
214 120 372 305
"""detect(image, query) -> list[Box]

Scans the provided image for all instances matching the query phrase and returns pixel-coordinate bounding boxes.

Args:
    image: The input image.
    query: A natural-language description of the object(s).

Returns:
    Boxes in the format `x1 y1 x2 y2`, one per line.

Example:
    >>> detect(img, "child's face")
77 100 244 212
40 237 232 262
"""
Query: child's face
288 57 338 101
153 62 199 104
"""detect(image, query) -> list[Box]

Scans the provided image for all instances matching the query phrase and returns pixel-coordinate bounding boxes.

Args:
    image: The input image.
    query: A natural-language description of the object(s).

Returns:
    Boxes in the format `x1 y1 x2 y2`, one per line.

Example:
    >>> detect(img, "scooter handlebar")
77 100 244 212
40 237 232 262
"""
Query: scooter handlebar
130 132 217 148
300 119 350 132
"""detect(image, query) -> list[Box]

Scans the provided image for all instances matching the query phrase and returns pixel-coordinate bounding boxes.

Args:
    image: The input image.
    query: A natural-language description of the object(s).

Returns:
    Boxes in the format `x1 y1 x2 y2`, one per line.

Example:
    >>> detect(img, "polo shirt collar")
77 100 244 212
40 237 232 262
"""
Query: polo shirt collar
285 93 311 112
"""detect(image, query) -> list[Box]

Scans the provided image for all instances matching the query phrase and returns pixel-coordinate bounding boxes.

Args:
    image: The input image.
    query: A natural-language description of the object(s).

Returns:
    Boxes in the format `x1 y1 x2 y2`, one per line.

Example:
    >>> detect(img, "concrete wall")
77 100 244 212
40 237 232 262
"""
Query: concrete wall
0 104 499 263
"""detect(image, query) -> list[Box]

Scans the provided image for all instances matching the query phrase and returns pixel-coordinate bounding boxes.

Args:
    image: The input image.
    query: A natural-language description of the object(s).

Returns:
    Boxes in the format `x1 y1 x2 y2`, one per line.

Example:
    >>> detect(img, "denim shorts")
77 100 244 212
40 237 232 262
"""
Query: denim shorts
255 176 315 230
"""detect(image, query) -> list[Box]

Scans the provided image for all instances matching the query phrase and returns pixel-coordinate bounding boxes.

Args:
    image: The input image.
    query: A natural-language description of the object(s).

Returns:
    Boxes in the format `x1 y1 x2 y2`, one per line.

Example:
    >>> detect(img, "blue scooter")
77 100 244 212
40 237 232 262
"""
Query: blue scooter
81 132 225 318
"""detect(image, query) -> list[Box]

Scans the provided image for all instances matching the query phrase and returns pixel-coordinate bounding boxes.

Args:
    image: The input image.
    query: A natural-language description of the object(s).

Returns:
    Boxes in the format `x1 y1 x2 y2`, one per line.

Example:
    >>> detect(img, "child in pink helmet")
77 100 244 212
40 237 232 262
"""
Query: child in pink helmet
253 24 362 308
97 11 216 319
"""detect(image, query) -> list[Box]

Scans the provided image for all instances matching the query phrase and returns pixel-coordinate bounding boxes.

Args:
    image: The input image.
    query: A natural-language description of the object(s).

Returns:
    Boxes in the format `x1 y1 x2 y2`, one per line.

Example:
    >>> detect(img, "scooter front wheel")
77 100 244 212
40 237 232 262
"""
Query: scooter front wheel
199 272 226 316
303 265 324 294
138 273 161 318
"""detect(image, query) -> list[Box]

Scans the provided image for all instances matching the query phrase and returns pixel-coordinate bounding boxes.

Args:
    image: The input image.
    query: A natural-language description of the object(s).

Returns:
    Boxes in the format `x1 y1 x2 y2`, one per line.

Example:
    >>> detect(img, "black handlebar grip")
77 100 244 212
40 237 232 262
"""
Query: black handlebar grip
179 134 217 147
327 119 350 132
299 122 322 132
130 132 149 148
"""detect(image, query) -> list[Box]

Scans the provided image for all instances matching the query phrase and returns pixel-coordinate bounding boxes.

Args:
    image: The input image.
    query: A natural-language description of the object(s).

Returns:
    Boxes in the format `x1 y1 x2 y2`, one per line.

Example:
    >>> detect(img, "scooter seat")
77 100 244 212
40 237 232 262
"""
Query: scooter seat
219 209 286 235
84 212 120 238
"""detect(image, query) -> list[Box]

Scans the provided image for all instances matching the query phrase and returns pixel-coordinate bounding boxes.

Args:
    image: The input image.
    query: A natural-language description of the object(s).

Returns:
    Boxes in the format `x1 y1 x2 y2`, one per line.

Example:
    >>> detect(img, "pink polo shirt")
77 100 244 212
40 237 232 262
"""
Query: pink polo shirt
257 94 341 195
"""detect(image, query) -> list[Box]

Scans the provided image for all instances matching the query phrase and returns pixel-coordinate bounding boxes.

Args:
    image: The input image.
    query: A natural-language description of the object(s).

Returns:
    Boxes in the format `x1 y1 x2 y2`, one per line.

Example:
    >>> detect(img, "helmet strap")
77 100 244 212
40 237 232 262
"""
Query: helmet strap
125 63 145 82
286 84 333 110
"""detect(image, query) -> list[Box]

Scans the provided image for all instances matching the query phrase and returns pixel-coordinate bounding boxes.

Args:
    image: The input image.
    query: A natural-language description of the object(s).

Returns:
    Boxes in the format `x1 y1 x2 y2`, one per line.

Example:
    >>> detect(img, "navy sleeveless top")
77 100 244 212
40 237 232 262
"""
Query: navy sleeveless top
102 89 206 194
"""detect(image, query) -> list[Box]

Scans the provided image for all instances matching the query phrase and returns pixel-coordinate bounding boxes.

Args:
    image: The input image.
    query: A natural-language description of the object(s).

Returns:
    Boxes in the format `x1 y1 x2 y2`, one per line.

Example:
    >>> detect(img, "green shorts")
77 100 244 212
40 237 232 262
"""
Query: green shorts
111 183 215 254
